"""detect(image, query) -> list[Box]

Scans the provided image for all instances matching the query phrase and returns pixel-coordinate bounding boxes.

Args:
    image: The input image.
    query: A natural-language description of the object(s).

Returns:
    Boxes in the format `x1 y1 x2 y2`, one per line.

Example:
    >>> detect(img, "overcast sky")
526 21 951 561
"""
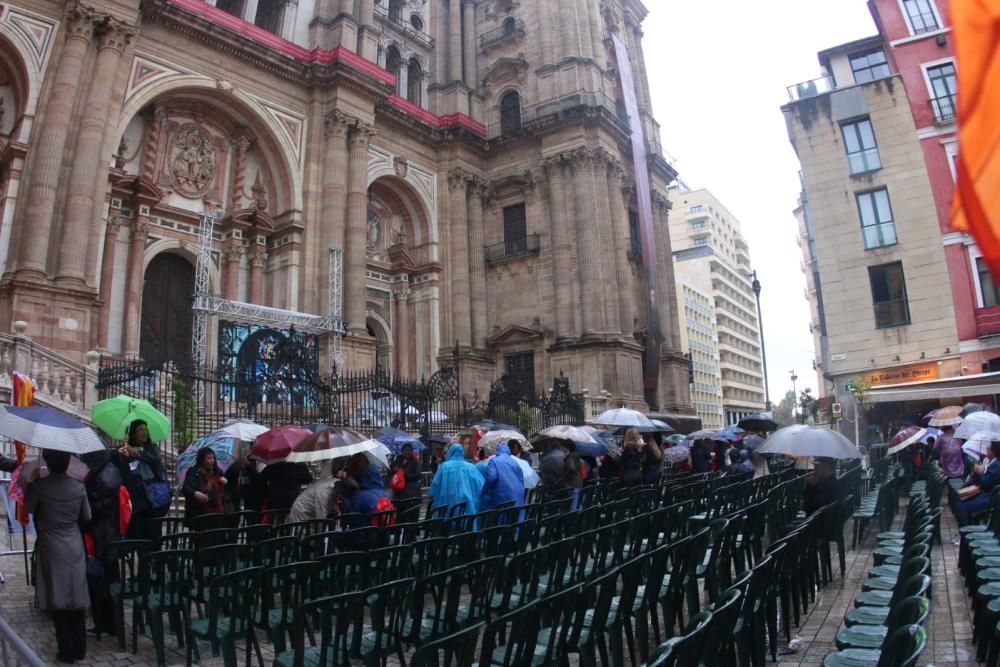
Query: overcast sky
643 0 878 405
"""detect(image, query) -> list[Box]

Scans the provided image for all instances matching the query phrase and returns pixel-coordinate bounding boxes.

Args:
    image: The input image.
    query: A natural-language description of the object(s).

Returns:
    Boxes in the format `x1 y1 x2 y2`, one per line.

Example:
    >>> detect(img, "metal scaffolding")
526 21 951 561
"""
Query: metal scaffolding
191 211 215 372
328 247 344 374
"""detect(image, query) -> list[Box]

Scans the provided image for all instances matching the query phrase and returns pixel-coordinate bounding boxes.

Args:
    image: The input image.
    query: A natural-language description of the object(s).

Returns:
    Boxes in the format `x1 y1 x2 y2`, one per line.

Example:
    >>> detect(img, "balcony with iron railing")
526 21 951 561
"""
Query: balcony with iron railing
480 19 524 49
485 233 541 264
486 90 626 139
930 93 956 124
786 75 835 102
373 3 433 47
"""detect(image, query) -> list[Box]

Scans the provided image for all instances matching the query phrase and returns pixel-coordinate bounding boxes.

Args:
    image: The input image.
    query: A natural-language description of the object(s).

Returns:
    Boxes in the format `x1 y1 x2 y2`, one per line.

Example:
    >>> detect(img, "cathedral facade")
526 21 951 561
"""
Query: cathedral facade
0 0 694 415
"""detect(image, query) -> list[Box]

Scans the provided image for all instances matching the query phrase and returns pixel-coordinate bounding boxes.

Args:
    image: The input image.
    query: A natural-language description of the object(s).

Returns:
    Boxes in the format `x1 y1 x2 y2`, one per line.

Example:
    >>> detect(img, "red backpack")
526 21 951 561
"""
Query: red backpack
372 496 397 527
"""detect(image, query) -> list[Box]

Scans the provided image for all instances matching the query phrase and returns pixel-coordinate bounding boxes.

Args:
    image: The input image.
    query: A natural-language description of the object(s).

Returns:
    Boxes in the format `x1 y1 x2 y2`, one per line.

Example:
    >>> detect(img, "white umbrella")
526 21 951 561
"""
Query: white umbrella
593 408 654 428
219 419 269 441
427 411 449 423
0 406 104 455
535 425 597 443
756 425 862 459
956 411 1000 440
961 430 1000 458
513 457 539 488
479 429 528 455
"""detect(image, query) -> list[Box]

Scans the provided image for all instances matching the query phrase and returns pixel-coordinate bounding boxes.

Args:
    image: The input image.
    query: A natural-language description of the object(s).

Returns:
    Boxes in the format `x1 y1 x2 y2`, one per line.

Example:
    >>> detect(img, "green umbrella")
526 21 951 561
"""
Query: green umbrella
91 394 171 442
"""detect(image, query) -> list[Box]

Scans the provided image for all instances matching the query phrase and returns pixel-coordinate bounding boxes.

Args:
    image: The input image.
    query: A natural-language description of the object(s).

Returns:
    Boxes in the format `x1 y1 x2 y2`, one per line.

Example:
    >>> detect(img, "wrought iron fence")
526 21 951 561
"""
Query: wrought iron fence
486 372 585 434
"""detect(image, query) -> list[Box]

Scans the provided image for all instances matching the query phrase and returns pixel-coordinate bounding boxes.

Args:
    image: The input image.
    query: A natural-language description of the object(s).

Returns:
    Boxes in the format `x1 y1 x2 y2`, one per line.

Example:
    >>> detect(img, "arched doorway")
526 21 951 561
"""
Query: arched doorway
367 317 391 373
140 253 195 366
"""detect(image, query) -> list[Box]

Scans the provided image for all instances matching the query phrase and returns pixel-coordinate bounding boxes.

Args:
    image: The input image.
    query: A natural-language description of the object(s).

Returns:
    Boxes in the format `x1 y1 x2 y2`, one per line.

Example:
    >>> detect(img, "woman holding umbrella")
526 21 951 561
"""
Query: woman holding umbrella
620 429 644 485
182 448 227 526
114 420 170 542
25 449 92 663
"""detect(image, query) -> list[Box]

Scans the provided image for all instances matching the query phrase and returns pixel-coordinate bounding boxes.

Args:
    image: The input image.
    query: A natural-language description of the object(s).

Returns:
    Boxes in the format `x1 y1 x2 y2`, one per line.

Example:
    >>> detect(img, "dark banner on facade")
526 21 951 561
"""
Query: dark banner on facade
612 34 662 401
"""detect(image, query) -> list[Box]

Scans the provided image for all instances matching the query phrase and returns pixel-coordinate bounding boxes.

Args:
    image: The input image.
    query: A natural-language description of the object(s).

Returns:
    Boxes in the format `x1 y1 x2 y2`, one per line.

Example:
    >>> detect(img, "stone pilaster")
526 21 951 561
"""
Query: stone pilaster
344 121 374 334
140 108 166 182
653 192 679 351
394 286 411 376
586 0 605 65
248 246 266 304
122 220 148 355
576 0 594 59
608 166 635 337
462 0 477 87
537 0 555 65
221 245 243 301
321 111 351 317
16 4 95 278
229 136 251 210
632 25 653 112
57 19 134 286
447 169 471 346
542 155 575 341
591 150 621 335
357 0 377 59
448 0 462 82
96 215 122 349
467 177 488 349
569 150 603 335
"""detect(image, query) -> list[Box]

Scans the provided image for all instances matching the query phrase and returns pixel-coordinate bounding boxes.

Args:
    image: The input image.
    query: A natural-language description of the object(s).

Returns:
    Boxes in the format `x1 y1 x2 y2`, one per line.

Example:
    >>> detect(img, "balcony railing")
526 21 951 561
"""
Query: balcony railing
486 90 625 139
975 306 1000 338
480 19 524 49
485 233 540 264
787 76 835 102
930 93 956 124
373 4 433 47
906 10 940 34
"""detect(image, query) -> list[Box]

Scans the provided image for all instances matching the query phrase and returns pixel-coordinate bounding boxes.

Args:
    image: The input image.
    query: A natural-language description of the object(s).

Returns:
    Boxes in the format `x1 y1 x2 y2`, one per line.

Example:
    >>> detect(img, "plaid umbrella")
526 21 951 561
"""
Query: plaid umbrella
479 429 528 455
929 405 963 427
175 431 240 487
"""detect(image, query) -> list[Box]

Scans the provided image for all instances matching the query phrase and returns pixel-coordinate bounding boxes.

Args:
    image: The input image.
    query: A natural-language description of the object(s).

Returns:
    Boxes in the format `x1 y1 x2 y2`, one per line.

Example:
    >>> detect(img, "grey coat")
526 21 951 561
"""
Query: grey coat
25 473 92 611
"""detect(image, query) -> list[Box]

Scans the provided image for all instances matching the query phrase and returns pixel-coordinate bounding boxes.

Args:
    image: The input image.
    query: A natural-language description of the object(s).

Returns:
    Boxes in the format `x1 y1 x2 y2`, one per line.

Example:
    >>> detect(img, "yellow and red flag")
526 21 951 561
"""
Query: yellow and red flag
949 1 1000 273
10 371 34 525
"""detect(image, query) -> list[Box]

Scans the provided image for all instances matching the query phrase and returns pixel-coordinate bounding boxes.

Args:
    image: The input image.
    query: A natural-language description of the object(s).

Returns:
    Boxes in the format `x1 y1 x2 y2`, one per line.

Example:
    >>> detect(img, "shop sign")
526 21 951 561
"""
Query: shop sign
861 363 938 387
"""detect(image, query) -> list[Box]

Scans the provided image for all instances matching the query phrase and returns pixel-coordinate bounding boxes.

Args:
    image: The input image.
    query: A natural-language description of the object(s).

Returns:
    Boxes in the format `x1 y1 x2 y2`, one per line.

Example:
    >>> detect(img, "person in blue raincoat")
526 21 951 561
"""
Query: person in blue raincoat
429 443 484 516
346 467 390 517
480 443 525 512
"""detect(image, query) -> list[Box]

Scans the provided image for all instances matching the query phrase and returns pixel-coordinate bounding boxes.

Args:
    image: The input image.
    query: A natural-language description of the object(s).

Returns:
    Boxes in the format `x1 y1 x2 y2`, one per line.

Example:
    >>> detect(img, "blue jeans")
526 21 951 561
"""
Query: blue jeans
954 492 991 527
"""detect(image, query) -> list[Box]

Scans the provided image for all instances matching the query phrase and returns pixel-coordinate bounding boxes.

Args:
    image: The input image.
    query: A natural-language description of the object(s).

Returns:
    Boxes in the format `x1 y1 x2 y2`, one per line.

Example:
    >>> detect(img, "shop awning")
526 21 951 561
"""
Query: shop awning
866 371 1000 404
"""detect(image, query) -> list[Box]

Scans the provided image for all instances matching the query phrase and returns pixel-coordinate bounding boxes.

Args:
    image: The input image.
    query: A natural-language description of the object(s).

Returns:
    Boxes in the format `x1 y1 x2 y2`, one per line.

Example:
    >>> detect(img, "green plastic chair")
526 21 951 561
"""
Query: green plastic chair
407 557 500 645
298 530 338 560
157 531 196 551
650 611 712 667
108 539 155 652
860 556 930 594
317 550 368 596
835 596 929 651
409 622 484 667
274 591 365 667
531 583 586 664
141 549 195 667
253 536 300 567
479 599 540 666
259 560 320 653
846 575 931 627
185 566 263 667
189 543 251 616
368 544 414 585
570 566 621 667
700 587 744 667
822 623 927 667
360 577 416 667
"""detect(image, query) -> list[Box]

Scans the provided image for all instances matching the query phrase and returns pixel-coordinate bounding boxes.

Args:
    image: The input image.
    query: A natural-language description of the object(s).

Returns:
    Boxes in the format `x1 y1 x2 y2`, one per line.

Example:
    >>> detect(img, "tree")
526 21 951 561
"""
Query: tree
799 388 820 424
772 390 797 427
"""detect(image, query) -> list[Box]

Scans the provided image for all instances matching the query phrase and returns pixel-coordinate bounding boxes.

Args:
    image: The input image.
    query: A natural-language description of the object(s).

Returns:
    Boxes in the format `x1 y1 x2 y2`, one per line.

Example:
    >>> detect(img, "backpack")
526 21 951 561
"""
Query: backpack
372 495 397 527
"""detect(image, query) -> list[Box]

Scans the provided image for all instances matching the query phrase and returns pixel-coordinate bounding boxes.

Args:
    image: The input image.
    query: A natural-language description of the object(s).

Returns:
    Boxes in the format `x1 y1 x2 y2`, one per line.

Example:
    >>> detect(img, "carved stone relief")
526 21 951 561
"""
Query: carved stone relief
170 125 217 197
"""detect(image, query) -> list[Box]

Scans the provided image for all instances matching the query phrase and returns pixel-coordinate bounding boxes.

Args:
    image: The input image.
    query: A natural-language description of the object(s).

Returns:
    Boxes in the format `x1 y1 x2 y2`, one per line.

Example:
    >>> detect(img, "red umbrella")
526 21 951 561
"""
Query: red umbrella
252 426 312 462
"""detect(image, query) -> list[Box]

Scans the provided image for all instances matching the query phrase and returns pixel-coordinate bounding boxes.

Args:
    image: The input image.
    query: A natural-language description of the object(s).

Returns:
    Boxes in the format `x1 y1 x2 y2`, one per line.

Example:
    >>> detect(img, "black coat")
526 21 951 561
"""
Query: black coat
621 448 642 485
261 462 313 510
85 460 124 563
395 457 422 501
691 445 712 474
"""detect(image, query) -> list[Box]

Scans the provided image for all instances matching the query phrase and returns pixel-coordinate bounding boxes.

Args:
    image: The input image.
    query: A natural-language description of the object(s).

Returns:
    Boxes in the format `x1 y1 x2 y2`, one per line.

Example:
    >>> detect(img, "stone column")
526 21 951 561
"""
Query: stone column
248 246 266 304
591 152 620 335
344 122 374 334
624 23 647 110
462 0 477 87
140 108 165 181
467 178 487 349
633 26 653 112
576 0 594 59
608 166 634 337
447 169 471 346
557 2 575 58
537 0 555 65
122 220 148 355
221 246 243 301
229 137 251 210
338 0 353 15
394 287 411 376
16 5 95 278
448 0 462 82
321 111 350 315
543 155 574 341
569 151 603 335
653 194 679 350
357 0 377 59
279 0 298 40
96 215 123 349
586 0 604 65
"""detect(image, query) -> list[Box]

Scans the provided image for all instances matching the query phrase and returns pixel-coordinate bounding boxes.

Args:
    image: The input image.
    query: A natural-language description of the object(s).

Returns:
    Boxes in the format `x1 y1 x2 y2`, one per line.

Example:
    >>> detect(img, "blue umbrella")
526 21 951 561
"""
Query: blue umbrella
175 431 240 487
575 432 616 458
0 406 104 455
375 427 427 455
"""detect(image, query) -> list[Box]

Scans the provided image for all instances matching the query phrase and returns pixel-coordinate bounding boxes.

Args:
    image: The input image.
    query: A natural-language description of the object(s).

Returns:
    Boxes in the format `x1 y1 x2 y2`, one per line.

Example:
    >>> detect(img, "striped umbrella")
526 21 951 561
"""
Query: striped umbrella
0 406 104 455
286 427 387 466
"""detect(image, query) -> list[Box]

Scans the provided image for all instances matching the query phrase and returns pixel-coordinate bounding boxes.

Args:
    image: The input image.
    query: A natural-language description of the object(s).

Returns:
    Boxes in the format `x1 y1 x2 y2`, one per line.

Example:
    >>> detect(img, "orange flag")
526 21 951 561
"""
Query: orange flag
949 1 1000 275
11 371 34 525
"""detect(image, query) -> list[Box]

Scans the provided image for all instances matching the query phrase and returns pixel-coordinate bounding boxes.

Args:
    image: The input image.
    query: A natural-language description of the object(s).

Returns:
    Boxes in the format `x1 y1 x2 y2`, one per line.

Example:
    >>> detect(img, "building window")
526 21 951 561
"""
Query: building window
500 91 521 134
502 17 517 37
254 0 283 33
868 262 910 327
927 62 957 123
385 46 402 96
977 257 1000 308
410 13 423 31
216 0 243 17
689 204 704 213
850 48 891 84
856 188 897 249
628 210 642 257
902 0 939 34
406 58 422 106
505 351 535 389
503 203 527 254
841 118 882 174
388 0 403 22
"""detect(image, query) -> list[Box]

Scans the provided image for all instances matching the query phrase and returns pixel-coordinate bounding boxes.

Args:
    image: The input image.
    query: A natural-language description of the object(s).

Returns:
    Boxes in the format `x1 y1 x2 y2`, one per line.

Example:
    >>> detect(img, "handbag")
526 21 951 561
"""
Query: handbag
959 484 982 501
145 479 172 509
391 467 406 492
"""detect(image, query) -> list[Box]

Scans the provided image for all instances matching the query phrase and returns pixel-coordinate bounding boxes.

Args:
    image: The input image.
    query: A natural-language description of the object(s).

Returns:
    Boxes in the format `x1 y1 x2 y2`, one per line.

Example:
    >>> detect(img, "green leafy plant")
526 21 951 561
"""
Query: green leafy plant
171 378 198 448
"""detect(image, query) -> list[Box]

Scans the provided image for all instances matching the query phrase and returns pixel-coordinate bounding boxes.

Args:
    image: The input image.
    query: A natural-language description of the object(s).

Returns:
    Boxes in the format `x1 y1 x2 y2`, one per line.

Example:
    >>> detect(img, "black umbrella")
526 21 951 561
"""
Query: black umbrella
962 403 989 417
737 413 779 432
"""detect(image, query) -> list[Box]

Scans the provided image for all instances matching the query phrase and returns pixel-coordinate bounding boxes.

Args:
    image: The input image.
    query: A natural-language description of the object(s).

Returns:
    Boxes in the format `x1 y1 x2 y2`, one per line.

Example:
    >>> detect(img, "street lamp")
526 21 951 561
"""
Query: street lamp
790 370 799 422
751 271 771 410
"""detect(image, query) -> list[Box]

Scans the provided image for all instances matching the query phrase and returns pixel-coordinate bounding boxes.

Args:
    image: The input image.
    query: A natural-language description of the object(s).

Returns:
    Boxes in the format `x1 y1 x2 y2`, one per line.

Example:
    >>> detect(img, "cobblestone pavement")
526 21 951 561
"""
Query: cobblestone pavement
0 502 979 666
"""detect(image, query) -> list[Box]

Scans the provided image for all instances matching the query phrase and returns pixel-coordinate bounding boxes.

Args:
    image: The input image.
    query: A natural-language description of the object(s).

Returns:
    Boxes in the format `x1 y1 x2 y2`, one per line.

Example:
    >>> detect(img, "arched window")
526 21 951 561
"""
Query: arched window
410 13 424 32
388 0 403 22
502 17 516 37
407 59 423 106
500 91 521 134
385 46 403 96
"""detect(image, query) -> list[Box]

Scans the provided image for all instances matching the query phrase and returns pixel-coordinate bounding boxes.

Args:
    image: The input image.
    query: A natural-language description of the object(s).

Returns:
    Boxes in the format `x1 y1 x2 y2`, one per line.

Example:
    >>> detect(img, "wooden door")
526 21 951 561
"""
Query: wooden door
139 253 195 366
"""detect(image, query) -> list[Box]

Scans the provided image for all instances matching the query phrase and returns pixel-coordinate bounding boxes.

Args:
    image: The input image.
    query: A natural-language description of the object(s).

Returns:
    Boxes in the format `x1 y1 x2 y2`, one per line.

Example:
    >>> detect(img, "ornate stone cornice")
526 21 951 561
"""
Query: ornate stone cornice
95 17 137 53
348 122 376 146
447 168 473 191
65 4 98 41
106 215 123 234
248 248 268 267
132 221 149 241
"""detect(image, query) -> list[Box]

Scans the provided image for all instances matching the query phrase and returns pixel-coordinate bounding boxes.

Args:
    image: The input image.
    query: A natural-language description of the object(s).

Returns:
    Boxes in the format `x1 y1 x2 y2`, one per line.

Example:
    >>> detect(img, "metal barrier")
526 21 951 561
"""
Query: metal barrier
0 614 45 667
